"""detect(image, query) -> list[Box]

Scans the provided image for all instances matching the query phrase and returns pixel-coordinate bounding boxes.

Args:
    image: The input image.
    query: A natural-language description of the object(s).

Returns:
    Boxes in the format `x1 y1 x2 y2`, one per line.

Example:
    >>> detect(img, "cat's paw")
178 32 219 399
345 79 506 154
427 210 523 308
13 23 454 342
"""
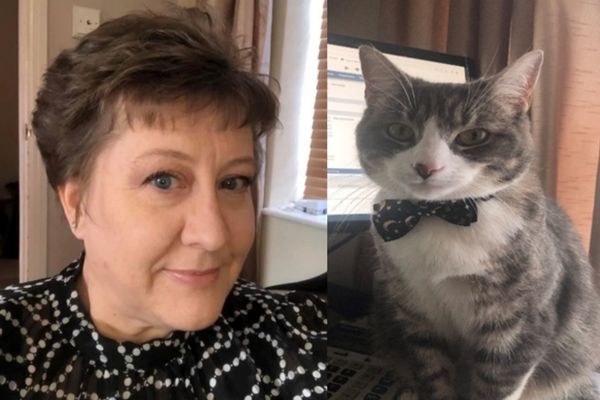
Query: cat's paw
394 388 418 400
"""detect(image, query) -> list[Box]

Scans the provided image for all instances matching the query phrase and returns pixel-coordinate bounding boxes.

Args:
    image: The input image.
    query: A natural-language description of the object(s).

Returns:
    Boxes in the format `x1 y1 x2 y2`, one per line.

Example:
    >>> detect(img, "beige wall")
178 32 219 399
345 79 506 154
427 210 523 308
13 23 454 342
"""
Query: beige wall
259 214 326 287
0 0 19 199
46 0 169 275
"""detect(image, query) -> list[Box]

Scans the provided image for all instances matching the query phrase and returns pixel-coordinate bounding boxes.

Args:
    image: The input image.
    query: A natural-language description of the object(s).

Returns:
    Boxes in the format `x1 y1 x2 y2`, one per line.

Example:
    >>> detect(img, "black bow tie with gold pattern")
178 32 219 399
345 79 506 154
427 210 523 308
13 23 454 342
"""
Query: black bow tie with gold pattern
372 197 493 242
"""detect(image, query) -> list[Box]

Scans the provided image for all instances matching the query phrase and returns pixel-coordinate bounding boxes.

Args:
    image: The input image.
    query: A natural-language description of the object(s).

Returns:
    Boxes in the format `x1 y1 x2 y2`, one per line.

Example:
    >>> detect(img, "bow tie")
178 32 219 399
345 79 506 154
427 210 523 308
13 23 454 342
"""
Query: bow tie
372 197 492 242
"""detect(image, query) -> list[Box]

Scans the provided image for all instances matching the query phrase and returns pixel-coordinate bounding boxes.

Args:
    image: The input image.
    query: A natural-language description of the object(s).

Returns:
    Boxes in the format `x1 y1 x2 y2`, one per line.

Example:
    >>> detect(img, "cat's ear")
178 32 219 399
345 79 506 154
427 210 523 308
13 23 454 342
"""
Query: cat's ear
358 45 413 108
494 50 543 112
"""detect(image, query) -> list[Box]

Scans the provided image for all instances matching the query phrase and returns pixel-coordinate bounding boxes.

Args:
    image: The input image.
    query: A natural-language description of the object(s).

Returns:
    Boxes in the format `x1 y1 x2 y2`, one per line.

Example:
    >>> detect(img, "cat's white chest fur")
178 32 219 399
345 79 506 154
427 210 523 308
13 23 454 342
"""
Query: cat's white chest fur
375 195 523 338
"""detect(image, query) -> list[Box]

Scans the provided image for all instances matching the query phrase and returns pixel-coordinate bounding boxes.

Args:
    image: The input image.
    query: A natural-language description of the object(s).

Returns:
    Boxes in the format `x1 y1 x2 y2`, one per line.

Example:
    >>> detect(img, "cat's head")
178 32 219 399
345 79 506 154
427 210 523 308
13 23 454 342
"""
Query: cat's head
356 46 543 201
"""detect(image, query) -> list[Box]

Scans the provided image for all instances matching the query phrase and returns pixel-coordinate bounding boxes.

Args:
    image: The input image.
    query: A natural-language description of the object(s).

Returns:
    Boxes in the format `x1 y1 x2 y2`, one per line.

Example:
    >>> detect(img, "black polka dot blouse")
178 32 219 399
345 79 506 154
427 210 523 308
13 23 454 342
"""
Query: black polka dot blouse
0 258 327 399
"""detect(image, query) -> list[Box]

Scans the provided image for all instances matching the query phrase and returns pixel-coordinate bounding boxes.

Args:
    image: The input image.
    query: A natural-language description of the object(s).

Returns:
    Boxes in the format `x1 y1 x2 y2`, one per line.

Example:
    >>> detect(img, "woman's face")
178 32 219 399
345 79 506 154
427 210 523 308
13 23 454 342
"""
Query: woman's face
73 108 256 337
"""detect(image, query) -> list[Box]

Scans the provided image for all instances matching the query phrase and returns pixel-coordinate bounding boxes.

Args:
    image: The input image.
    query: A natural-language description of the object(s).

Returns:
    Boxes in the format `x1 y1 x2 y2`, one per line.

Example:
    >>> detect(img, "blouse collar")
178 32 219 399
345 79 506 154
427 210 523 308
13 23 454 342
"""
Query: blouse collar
55 255 196 373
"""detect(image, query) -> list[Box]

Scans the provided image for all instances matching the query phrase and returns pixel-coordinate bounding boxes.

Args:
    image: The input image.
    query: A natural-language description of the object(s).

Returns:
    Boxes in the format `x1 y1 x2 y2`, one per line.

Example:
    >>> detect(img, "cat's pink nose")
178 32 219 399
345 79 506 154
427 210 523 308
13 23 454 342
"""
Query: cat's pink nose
414 163 443 180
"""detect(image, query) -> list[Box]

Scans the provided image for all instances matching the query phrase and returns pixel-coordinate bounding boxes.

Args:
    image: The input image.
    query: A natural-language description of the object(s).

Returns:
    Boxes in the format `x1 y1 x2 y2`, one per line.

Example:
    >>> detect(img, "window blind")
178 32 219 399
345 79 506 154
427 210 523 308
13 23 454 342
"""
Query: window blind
303 1 327 200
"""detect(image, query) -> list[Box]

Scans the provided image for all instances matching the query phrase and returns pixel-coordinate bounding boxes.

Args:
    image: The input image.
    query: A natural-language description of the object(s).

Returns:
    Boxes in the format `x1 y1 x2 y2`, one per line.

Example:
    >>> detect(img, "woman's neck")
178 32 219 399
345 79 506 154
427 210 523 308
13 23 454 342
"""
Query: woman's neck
76 262 172 344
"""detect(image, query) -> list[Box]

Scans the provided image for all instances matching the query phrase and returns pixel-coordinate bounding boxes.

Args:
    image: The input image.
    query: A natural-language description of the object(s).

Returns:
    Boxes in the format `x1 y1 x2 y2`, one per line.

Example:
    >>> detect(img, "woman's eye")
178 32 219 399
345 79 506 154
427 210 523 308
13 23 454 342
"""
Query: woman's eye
220 176 252 192
145 172 178 190
455 129 490 147
386 123 415 143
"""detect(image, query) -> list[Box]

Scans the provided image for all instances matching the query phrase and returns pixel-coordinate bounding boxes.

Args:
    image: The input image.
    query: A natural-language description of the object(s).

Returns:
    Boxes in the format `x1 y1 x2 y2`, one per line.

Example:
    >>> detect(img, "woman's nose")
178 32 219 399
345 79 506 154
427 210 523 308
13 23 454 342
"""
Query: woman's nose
180 194 228 251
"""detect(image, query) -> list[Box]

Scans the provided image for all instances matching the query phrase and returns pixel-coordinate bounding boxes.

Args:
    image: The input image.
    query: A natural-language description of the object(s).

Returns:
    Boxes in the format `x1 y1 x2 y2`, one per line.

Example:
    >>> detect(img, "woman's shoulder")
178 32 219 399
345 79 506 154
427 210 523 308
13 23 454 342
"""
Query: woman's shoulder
210 280 327 393
223 280 326 332
0 261 79 300
0 261 79 334
220 280 326 353
0 276 57 314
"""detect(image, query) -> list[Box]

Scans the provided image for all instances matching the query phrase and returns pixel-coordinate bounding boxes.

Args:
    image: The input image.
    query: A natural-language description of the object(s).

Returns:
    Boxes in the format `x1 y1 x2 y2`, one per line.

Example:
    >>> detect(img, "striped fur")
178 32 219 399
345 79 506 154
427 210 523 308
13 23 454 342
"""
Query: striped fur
357 47 600 400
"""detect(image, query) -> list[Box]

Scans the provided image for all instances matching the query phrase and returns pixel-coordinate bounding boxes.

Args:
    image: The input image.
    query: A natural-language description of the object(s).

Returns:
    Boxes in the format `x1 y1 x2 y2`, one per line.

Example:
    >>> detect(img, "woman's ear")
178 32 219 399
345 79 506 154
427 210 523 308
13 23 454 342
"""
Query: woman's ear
57 180 84 240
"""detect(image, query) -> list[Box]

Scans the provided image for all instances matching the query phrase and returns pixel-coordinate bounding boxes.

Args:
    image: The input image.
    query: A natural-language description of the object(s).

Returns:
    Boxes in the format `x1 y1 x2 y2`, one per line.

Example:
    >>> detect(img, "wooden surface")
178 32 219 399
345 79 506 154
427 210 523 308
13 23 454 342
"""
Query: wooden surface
0 259 18 288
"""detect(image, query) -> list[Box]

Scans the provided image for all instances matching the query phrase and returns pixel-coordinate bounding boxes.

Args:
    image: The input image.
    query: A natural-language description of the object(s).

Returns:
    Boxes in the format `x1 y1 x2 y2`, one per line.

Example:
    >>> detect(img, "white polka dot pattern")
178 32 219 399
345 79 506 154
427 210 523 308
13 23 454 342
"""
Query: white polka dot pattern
0 258 327 399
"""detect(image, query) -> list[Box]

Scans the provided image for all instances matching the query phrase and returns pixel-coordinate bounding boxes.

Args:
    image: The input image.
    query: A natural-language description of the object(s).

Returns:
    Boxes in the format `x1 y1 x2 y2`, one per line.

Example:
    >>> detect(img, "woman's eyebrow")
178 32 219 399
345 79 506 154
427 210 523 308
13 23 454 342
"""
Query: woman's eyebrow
133 149 195 164
133 150 255 168
223 156 256 169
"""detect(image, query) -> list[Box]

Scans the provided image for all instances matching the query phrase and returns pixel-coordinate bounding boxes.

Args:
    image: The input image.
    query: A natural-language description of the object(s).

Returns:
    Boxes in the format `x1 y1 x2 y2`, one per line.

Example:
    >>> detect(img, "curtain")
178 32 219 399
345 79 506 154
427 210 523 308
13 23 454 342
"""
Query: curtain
375 0 600 260
177 0 274 282
591 147 600 285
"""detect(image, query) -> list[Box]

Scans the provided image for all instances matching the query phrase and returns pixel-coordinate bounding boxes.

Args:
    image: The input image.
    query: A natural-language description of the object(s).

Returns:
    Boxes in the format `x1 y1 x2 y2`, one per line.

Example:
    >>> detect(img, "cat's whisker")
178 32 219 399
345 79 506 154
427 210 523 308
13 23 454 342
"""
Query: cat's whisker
336 187 379 216
372 61 416 110
465 81 484 115
473 77 532 113
330 184 376 210
465 80 487 114
329 202 371 234
466 82 496 115
328 184 379 233
463 62 477 114
467 81 493 110
368 81 410 112
463 81 475 115
405 74 417 110
482 43 502 78
378 103 407 114
461 180 522 222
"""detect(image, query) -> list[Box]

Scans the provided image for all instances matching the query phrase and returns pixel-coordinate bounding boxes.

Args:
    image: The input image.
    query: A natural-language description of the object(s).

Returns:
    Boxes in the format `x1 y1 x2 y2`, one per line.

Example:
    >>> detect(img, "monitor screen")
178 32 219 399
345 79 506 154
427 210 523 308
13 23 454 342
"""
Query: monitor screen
327 34 475 233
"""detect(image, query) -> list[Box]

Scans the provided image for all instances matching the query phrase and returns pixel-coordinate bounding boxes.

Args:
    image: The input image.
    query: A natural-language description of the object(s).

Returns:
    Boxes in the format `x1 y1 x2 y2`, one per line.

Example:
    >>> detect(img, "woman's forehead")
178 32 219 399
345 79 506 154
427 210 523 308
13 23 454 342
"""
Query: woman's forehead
90 126 255 183
116 97 254 135
118 115 255 153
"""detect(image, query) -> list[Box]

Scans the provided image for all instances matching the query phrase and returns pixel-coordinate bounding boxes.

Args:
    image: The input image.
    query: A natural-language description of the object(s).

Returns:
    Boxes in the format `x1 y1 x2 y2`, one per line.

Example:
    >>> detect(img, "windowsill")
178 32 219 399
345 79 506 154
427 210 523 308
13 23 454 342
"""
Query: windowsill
262 206 327 230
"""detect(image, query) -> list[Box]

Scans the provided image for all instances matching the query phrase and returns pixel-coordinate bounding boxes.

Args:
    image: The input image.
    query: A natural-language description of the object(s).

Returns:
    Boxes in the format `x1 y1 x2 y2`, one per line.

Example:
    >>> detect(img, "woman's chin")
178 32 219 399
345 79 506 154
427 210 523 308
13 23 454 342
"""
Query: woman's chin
154 267 238 332
156 286 230 333
166 308 222 333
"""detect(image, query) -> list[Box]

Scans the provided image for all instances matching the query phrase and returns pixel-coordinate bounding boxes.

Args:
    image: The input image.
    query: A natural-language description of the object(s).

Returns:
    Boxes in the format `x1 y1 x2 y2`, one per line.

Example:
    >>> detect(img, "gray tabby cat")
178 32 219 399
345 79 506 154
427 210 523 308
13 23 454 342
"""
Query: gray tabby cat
356 45 600 400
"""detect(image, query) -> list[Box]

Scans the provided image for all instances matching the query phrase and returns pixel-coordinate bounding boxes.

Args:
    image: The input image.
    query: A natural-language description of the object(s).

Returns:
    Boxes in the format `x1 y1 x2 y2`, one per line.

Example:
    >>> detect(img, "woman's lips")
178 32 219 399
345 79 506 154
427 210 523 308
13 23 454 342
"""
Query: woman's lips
163 268 220 287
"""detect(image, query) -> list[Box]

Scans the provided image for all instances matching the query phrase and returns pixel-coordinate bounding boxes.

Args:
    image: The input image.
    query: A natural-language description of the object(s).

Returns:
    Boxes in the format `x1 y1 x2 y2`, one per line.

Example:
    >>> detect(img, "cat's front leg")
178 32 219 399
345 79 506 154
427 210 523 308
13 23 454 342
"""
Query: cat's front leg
468 322 545 400
403 328 460 400
374 270 460 399
379 304 459 400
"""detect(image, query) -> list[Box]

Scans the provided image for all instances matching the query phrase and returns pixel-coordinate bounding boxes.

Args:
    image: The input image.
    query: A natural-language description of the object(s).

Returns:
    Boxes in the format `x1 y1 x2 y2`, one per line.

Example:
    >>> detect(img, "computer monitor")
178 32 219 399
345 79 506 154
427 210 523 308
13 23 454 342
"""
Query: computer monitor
327 34 476 234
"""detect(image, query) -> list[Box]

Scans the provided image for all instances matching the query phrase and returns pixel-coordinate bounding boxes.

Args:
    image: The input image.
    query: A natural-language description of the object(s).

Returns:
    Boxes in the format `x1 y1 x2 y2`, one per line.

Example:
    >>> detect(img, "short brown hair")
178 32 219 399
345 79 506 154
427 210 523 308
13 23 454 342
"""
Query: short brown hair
32 6 278 190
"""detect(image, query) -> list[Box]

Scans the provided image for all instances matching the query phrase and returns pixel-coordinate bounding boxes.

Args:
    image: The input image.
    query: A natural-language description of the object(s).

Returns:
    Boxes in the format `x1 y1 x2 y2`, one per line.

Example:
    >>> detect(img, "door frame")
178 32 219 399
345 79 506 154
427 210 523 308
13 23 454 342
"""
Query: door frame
18 0 48 282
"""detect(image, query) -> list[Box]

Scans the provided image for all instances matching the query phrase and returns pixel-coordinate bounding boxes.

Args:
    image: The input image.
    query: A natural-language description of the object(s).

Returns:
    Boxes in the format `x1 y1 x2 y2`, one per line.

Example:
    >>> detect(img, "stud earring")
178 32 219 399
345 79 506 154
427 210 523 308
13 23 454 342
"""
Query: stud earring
71 220 77 230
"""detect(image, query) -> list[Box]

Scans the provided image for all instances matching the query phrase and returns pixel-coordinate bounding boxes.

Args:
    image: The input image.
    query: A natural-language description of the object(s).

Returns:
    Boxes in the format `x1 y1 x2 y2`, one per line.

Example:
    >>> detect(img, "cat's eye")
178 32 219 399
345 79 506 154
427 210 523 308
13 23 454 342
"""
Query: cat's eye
386 123 415 143
455 129 490 147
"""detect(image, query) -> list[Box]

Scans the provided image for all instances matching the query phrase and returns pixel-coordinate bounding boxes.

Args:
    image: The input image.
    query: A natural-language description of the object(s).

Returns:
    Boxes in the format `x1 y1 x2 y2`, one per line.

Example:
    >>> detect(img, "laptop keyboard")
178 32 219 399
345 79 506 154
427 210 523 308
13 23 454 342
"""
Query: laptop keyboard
327 347 401 399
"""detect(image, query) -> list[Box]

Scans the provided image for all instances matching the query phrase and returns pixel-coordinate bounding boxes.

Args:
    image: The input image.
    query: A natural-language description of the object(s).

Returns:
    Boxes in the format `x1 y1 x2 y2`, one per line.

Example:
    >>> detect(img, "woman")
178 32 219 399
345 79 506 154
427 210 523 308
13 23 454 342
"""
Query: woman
0 7 326 399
